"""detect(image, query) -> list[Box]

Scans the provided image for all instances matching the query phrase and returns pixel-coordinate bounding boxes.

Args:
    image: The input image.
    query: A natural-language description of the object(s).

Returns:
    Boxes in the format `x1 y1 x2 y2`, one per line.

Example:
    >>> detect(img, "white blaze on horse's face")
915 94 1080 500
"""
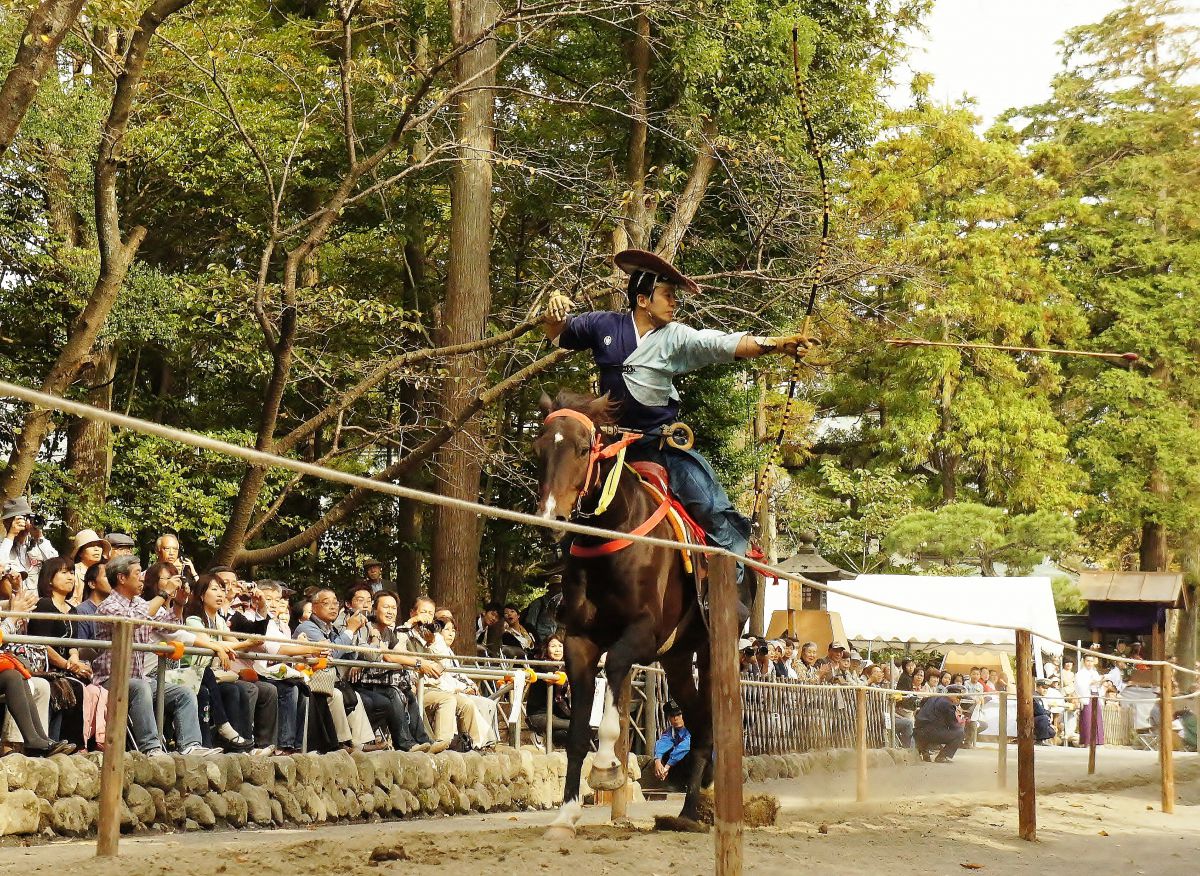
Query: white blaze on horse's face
534 419 594 533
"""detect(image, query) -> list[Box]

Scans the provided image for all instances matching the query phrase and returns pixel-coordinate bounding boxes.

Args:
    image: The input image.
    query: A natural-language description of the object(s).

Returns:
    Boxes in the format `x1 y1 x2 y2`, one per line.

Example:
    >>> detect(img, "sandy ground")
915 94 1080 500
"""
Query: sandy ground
3 745 1197 876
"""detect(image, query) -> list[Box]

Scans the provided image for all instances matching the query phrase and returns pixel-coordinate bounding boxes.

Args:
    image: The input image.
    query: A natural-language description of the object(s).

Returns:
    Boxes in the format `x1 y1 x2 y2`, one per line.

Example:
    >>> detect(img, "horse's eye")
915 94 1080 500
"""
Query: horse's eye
579 446 590 457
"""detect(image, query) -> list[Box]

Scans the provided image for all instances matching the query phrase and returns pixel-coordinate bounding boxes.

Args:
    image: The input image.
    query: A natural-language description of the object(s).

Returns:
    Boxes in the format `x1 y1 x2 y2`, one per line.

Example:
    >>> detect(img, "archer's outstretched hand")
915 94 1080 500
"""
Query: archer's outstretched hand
775 331 821 358
542 292 574 323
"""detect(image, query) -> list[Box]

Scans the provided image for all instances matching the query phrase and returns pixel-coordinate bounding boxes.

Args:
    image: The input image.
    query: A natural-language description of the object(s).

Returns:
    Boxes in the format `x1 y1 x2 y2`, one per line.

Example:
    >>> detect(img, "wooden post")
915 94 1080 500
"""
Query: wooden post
1151 622 1165 663
1159 663 1174 813
643 666 658 754
1088 693 1098 775
610 674 634 821
854 686 867 802
997 690 1008 789
1015 629 1036 842
710 555 744 876
96 622 134 857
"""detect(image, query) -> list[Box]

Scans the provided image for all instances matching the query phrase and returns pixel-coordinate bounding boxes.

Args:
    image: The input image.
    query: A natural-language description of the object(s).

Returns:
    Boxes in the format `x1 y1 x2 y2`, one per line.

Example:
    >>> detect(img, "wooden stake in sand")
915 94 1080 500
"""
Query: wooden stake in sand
997 691 1008 790
1088 693 1099 775
710 555 744 876
855 686 868 802
610 674 634 821
1160 663 1174 814
1015 629 1036 842
96 622 134 857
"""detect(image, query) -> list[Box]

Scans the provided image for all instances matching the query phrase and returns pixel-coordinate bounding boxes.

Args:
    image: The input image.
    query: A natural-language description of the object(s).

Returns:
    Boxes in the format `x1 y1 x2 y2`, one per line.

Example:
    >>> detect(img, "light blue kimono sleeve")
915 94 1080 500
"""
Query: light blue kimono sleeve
659 322 747 374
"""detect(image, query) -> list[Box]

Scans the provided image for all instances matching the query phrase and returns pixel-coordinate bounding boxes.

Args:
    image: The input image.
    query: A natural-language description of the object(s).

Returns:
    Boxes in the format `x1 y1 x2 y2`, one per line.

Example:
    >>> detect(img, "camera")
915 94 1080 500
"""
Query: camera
28 513 46 528
417 619 445 635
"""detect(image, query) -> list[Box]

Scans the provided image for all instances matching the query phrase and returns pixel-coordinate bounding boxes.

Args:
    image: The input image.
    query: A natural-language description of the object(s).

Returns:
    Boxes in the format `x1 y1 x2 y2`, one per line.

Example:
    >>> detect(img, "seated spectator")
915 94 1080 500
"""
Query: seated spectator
770 640 796 680
93 555 223 756
28 555 91 743
106 532 137 558
793 641 821 683
897 659 917 691
186 575 279 754
361 558 391 594
894 687 917 749
399 596 479 747
0 563 57 752
71 562 111 645
475 602 504 655
70 529 111 604
650 701 692 791
920 671 940 695
501 603 536 658
915 684 966 763
1033 679 1056 744
0 496 57 591
357 590 438 753
241 580 309 754
950 673 965 687
738 639 761 677
980 668 997 692
430 618 500 746
525 635 570 747
522 576 562 647
293 588 376 751
938 671 953 692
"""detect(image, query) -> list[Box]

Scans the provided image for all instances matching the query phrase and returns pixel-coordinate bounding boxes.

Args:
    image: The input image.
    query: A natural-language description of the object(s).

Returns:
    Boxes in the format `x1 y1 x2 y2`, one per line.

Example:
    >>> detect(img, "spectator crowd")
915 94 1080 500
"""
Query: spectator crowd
0 496 571 761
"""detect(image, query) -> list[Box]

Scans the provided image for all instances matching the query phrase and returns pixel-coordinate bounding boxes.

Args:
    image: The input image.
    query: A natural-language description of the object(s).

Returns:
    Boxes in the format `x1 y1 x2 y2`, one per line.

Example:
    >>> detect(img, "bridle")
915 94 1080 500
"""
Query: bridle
541 408 672 558
542 408 638 516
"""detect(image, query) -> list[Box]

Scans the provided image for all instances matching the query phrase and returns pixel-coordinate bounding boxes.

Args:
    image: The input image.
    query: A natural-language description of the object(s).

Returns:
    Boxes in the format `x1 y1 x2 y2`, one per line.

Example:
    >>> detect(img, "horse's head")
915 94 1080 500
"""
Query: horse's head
533 391 617 534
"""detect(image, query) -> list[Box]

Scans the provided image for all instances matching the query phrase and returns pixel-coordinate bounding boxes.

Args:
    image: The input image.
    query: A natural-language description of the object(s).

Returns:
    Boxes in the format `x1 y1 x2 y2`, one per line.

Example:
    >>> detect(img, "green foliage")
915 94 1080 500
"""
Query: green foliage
1051 575 1087 614
884 501 1076 576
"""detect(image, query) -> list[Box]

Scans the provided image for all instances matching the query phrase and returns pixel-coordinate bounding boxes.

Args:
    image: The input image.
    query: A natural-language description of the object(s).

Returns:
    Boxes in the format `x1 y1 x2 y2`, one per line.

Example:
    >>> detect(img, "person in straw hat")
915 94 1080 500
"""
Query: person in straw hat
540 249 814 608
70 529 111 605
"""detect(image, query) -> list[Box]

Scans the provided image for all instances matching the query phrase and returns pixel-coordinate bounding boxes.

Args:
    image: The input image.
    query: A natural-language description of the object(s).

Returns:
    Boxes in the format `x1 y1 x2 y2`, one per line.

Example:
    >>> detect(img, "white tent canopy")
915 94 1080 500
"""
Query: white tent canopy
825 574 1063 657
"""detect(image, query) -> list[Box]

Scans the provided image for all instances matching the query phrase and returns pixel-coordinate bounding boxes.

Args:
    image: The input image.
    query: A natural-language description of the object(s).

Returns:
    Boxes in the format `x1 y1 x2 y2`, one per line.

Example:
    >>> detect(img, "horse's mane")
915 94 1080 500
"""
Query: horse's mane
550 390 619 427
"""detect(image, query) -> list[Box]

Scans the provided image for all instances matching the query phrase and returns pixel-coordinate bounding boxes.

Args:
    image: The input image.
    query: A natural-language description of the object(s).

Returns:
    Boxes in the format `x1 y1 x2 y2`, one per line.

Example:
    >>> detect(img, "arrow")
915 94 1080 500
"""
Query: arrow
885 338 1140 363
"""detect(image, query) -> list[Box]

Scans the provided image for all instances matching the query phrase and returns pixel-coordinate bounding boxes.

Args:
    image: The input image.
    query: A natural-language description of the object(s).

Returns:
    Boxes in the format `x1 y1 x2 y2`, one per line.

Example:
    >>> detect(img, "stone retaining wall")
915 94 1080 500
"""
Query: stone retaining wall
0 745 912 838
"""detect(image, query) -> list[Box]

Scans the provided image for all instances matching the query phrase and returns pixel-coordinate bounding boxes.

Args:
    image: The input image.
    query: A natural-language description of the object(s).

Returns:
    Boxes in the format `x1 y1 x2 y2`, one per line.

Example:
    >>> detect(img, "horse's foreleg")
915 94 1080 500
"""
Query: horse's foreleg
545 635 600 840
588 616 655 792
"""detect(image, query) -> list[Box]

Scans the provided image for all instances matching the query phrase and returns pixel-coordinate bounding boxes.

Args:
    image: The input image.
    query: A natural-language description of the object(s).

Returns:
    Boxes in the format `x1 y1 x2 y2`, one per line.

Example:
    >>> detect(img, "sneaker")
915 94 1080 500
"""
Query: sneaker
251 746 275 756
427 739 450 754
148 749 171 758
407 742 432 753
181 744 220 757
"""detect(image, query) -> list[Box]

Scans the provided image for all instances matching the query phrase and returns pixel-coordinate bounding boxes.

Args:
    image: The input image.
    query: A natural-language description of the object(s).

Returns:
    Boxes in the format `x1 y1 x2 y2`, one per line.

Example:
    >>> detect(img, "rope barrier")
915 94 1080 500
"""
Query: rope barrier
1 378 1196 679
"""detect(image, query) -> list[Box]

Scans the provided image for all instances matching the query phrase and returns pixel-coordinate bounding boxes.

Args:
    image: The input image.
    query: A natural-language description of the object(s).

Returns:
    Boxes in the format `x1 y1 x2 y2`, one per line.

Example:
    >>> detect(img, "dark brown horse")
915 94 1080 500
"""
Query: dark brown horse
534 390 712 838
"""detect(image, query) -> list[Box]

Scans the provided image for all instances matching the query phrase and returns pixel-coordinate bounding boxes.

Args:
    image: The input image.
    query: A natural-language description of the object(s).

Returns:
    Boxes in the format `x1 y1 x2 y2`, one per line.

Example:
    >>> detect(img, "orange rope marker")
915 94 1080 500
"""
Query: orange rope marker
553 671 568 687
524 667 537 686
312 656 328 671
165 640 185 660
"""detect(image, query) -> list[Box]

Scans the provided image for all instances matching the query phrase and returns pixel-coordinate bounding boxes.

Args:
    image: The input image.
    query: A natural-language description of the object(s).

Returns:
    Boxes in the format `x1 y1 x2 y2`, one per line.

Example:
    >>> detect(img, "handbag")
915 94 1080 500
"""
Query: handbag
307 667 336 696
165 663 205 694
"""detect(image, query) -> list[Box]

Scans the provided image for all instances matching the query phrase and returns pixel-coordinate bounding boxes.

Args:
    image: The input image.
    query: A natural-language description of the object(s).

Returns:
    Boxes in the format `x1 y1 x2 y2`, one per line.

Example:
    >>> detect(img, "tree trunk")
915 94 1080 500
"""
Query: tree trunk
0 0 88 157
64 345 118 532
1139 467 1169 572
622 6 653 250
654 117 719 262
0 0 192 499
429 0 498 653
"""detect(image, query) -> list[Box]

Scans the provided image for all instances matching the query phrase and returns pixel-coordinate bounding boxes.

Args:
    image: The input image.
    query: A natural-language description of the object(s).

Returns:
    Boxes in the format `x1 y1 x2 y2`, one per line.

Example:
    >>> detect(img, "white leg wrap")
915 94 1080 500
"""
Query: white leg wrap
594 685 620 770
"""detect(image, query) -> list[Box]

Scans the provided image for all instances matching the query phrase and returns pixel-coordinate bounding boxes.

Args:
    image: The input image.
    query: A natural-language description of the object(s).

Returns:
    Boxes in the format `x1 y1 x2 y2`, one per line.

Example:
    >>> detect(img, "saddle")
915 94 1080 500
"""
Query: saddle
629 461 707 571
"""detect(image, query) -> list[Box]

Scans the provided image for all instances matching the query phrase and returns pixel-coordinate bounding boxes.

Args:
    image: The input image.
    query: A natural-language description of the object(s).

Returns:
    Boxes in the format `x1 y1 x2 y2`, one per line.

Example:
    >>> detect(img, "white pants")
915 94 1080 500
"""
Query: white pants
467 695 499 745
327 688 375 746
4 676 50 743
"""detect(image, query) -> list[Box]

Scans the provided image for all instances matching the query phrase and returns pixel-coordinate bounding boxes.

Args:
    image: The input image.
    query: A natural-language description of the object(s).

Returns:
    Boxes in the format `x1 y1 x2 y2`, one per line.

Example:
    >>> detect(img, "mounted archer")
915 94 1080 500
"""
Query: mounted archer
541 248 812 606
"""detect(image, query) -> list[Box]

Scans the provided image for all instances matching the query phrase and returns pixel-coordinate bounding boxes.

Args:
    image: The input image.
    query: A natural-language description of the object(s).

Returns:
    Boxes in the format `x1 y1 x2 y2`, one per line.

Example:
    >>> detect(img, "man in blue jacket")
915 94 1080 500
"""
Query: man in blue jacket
652 700 693 790
915 684 966 763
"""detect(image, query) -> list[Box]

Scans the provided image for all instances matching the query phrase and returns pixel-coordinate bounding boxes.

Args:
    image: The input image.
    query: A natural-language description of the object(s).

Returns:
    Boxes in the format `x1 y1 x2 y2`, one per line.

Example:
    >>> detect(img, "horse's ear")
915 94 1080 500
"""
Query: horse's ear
538 392 554 418
585 392 613 423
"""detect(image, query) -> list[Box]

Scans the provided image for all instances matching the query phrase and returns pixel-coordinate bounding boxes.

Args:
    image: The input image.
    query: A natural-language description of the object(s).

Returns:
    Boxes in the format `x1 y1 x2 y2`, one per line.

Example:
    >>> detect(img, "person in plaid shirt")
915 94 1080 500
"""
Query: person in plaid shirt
93 554 229 756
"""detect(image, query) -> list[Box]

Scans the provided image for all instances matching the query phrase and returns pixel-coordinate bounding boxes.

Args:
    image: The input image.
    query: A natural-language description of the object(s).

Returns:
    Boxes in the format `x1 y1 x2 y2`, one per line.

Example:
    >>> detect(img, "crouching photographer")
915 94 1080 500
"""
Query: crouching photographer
398 596 478 749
